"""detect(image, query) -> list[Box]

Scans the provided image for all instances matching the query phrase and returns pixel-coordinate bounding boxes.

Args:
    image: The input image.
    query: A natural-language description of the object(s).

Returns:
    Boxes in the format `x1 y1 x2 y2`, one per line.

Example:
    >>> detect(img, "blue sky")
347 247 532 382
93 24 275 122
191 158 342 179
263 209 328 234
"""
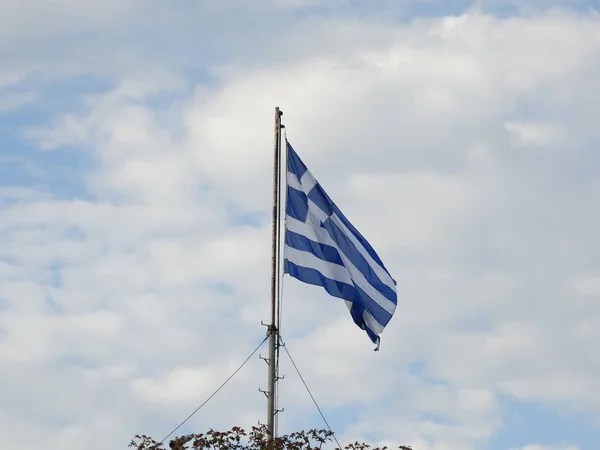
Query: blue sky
1 1 600 450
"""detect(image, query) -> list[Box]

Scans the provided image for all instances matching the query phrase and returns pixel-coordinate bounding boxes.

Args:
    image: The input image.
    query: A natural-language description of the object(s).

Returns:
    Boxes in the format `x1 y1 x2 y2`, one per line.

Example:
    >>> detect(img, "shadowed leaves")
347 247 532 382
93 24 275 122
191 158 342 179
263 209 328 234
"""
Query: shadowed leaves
130 426 413 450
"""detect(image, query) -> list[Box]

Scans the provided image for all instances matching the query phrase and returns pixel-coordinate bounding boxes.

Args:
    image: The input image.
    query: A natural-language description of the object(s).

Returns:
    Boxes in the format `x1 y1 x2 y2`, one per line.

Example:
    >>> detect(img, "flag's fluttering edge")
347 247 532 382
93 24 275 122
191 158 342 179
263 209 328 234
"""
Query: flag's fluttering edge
283 140 397 349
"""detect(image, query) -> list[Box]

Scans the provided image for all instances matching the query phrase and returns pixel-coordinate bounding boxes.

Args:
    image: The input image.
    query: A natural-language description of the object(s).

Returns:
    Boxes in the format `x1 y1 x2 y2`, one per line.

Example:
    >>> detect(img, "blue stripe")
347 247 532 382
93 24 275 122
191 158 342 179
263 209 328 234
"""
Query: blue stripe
321 217 397 304
287 141 308 179
284 259 360 303
285 231 344 266
286 186 308 223
283 259 392 327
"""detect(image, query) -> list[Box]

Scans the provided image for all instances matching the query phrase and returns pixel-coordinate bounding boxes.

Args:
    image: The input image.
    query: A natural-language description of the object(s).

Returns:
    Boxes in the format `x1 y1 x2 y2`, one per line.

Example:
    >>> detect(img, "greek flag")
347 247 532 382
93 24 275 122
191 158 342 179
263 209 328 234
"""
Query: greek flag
283 140 397 349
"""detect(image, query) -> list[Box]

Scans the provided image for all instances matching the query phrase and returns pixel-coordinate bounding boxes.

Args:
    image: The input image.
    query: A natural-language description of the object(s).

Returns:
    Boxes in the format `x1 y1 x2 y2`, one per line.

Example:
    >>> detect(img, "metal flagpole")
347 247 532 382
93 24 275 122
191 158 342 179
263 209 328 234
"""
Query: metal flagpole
267 106 283 450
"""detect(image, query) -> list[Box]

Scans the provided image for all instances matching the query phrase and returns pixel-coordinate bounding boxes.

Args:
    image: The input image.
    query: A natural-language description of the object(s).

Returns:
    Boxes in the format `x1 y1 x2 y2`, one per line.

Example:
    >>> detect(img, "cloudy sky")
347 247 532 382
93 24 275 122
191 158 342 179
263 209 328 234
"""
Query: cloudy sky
2 1 600 449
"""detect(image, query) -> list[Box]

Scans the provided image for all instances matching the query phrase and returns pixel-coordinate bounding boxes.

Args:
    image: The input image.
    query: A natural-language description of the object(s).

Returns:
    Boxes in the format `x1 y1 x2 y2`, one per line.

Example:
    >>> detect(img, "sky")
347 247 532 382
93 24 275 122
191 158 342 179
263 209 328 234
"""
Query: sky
1 0 600 449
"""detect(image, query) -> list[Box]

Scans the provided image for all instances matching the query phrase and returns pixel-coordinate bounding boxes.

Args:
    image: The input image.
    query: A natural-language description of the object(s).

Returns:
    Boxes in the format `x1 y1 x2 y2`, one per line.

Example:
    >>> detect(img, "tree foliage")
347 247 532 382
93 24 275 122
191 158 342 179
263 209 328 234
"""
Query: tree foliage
129 426 413 450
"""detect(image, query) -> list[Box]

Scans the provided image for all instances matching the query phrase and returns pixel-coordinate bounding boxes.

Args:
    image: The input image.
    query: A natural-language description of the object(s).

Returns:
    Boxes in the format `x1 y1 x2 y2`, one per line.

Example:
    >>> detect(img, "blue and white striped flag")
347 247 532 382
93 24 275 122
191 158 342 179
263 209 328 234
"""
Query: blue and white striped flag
283 140 397 349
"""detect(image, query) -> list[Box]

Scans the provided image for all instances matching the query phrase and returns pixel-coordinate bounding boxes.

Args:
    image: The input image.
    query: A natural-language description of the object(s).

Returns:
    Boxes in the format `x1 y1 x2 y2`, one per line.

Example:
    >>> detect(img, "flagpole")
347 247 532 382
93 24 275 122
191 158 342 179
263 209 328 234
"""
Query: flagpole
267 106 283 450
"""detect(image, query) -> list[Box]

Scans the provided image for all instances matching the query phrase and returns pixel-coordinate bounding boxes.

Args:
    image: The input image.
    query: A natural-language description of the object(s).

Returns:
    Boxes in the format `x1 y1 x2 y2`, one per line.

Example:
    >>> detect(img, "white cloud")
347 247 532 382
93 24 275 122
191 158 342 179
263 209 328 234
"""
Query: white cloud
572 275 600 296
505 122 567 148
510 444 580 450
0 89 37 112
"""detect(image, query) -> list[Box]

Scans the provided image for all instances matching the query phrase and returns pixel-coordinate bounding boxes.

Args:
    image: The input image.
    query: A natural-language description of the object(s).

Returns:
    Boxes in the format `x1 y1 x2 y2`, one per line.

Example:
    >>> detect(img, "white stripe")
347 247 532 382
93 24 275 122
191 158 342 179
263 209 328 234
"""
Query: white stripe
300 170 318 192
284 245 353 285
287 169 318 194
286 216 335 247
330 213 396 291
287 171 303 191
344 300 354 312
306 198 329 227
363 310 385 334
